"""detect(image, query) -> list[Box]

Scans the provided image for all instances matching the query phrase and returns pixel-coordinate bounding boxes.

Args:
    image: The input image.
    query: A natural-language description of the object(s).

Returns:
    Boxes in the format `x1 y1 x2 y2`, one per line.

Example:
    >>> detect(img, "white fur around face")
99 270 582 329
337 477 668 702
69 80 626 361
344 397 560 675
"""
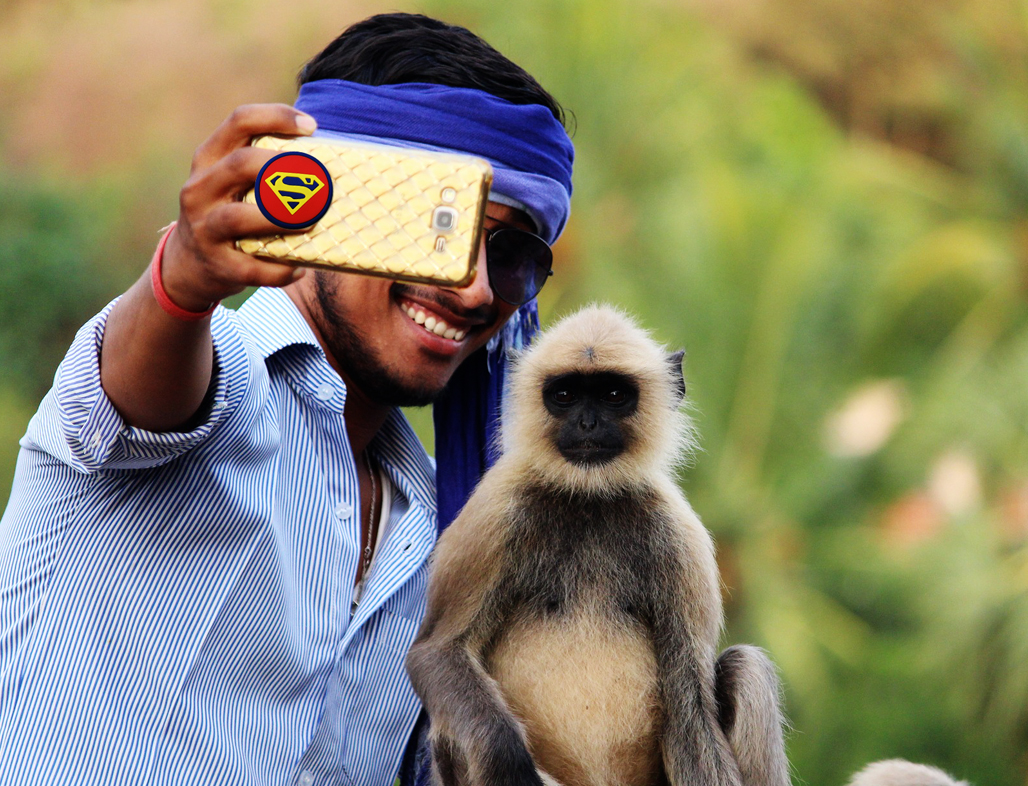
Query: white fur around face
501 304 693 495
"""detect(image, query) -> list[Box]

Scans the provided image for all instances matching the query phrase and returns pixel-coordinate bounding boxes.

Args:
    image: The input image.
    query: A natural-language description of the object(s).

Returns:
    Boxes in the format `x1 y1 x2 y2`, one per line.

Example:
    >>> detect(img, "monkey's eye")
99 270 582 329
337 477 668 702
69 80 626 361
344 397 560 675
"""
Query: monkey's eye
550 389 578 407
602 389 627 406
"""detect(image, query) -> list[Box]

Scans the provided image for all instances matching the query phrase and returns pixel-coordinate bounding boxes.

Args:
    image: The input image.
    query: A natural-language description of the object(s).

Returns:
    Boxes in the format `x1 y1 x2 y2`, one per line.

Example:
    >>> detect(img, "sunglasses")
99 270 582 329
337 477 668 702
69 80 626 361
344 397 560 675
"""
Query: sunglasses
481 224 553 306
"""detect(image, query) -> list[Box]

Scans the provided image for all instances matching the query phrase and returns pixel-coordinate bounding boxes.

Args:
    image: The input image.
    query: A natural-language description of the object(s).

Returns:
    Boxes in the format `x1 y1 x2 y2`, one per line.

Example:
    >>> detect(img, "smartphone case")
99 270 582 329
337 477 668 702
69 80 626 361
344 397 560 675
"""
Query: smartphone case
237 135 493 287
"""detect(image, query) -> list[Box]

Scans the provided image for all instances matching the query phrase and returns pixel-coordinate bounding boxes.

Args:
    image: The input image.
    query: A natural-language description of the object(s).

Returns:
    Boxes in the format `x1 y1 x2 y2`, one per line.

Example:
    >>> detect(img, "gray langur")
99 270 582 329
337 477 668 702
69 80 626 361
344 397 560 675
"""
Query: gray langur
406 305 791 786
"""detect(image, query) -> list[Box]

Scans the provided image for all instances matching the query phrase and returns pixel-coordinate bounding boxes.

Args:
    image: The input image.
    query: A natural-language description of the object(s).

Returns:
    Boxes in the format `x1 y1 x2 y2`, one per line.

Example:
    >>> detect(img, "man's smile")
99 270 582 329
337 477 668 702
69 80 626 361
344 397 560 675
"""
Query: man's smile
398 298 469 342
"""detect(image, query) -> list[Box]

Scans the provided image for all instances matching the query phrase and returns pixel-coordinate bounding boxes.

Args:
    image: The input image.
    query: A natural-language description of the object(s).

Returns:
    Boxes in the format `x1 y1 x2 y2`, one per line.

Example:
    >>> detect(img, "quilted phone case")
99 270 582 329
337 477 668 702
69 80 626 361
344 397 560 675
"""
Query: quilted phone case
237 135 493 288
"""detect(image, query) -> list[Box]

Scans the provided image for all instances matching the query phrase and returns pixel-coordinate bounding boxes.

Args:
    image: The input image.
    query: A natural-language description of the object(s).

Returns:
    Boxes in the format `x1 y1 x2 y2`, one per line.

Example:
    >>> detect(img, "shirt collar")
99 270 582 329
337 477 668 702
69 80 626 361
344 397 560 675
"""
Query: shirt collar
236 286 322 360
235 287 437 514
374 409 438 517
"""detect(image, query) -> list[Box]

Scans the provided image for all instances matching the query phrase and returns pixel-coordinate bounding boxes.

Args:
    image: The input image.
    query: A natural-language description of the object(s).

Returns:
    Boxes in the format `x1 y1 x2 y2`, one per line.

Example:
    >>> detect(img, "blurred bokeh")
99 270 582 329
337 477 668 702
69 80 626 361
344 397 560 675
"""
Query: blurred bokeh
2 1 1027 783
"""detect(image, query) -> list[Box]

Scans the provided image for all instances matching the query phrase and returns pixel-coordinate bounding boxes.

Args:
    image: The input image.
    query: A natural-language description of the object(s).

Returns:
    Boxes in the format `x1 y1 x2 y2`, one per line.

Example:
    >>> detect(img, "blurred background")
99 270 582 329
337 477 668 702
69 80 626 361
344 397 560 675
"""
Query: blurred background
2 0 1027 783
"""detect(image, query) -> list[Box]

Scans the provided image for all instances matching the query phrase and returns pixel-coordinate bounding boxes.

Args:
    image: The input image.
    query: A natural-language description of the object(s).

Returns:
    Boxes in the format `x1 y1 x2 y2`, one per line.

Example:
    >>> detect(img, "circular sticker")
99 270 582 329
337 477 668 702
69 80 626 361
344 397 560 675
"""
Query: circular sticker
254 151 333 229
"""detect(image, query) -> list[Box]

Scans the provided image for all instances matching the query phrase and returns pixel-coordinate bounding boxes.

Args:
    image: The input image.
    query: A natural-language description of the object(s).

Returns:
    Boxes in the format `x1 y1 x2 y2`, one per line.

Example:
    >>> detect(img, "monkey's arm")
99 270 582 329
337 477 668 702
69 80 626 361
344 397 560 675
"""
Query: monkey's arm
406 477 545 786
649 488 743 786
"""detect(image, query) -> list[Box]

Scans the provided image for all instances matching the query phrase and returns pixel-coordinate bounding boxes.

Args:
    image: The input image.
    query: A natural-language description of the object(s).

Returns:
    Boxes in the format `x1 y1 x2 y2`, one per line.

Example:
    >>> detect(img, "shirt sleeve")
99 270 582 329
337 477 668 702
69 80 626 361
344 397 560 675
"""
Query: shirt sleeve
21 298 264 473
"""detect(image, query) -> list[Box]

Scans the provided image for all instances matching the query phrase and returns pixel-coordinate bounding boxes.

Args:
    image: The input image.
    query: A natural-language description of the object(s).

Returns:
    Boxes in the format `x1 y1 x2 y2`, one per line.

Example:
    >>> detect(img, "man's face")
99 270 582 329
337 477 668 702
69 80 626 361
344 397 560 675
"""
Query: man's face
298 202 530 407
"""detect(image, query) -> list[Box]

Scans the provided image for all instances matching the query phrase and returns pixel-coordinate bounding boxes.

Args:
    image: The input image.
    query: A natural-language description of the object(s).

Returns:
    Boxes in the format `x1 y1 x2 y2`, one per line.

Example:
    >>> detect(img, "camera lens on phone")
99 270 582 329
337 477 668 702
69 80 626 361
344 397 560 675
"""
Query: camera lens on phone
432 206 458 233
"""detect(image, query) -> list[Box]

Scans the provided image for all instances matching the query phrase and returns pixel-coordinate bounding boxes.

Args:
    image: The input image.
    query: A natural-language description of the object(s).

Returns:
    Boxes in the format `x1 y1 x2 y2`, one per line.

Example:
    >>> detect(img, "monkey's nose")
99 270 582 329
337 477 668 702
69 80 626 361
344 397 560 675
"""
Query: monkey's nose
578 413 597 432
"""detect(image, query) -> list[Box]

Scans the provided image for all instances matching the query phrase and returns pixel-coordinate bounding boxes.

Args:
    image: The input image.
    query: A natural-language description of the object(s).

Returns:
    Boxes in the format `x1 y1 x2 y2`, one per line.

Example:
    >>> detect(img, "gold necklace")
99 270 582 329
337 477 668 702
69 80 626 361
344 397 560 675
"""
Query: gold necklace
355 451 377 609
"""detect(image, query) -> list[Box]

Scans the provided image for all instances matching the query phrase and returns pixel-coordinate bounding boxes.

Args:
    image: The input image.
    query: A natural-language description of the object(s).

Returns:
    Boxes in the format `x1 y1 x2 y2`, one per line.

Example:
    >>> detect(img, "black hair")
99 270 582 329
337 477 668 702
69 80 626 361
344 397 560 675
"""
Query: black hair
298 13 568 130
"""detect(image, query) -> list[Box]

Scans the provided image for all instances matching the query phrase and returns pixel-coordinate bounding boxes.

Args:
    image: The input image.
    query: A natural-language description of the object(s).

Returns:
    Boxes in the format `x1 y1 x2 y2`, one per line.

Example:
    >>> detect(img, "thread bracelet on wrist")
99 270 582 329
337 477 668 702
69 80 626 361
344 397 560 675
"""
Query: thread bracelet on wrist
150 222 218 321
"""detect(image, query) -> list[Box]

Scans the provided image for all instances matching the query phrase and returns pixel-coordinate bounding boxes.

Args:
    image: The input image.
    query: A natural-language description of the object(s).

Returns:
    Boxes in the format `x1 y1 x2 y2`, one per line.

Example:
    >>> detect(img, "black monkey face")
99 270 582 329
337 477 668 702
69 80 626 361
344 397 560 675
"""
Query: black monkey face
542 372 639 465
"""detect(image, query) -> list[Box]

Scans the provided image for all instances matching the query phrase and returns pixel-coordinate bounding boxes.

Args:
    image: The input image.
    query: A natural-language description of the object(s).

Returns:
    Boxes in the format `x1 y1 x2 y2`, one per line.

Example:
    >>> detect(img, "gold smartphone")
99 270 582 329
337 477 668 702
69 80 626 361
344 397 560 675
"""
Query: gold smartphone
236 134 493 288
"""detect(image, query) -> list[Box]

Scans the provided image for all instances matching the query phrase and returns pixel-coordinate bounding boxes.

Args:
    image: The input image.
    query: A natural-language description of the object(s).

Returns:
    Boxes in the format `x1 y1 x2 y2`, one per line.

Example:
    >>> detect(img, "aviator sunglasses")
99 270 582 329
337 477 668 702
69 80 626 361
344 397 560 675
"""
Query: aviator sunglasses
481 222 553 306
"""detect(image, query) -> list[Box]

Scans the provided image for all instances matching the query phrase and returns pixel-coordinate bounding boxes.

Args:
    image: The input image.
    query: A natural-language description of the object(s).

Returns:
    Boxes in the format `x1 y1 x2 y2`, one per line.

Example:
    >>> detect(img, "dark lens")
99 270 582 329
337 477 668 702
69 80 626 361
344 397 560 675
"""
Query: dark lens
486 229 553 306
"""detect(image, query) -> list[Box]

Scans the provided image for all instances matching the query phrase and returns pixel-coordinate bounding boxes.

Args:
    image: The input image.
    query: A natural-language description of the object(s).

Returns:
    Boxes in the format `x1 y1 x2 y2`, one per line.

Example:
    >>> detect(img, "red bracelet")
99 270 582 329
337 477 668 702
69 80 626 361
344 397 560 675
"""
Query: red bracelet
150 222 218 321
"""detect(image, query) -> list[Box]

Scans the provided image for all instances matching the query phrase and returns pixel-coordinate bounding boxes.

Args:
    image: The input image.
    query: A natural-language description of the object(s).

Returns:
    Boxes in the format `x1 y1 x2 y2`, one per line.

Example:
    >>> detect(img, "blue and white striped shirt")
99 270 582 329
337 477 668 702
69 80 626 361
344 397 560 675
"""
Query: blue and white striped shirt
0 287 438 785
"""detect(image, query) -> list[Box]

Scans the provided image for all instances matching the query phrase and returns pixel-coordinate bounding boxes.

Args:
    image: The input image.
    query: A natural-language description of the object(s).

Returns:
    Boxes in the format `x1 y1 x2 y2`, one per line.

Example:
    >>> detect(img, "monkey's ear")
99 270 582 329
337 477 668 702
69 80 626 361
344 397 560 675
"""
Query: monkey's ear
667 350 686 405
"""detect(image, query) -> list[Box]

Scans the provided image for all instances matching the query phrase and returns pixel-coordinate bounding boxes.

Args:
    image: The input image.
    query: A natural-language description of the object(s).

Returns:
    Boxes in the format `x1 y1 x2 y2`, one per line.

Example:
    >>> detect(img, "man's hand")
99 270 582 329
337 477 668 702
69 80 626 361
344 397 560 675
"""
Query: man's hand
98 104 318 433
160 104 318 311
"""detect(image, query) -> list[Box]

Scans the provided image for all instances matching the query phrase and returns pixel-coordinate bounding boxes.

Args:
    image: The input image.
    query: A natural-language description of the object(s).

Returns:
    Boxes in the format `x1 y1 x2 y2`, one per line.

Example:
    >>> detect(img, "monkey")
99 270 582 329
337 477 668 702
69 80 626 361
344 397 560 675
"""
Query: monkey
846 760 968 786
405 304 791 786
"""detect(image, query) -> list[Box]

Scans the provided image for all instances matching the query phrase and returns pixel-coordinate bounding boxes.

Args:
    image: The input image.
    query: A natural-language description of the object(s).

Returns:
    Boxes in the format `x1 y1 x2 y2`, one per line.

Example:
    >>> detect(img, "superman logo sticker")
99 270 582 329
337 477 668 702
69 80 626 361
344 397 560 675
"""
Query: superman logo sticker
255 151 333 229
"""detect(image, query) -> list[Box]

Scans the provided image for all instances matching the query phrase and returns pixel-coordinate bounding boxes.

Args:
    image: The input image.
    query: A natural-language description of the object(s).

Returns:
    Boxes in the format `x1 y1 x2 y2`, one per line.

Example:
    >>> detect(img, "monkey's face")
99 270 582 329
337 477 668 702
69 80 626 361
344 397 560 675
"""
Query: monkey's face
543 371 639 465
502 305 694 493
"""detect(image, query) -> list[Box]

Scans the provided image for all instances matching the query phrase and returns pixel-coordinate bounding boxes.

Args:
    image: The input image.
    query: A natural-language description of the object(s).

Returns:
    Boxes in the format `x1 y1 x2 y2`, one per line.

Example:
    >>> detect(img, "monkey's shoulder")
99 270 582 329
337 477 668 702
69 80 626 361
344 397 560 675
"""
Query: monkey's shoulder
506 480 717 587
511 480 697 536
498 482 683 567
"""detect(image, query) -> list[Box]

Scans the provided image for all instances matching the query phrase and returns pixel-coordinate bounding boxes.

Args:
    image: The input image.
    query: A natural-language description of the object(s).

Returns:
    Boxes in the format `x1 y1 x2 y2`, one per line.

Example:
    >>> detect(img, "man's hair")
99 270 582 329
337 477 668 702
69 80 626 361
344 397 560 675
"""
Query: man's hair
298 13 568 130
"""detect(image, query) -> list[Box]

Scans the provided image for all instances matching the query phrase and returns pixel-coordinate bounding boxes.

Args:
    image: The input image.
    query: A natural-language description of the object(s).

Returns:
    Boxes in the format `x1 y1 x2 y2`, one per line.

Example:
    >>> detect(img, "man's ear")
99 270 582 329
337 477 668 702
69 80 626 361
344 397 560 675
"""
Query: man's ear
667 349 686 406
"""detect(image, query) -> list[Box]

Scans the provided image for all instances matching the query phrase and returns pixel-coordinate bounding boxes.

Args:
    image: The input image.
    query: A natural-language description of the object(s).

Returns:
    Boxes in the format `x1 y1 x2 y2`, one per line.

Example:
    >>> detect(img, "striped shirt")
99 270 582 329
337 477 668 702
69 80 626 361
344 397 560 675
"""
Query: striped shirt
0 287 438 786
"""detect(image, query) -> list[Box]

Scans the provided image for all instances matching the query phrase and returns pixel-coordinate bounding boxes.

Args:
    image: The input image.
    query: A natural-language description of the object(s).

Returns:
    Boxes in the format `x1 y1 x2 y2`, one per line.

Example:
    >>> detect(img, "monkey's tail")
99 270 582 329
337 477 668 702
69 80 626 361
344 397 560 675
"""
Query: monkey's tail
714 644 792 786
846 759 969 786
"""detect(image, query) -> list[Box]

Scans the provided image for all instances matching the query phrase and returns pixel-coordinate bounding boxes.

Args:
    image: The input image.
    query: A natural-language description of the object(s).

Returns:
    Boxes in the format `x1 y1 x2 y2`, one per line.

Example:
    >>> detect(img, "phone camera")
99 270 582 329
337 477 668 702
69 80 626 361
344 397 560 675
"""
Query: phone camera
432 206 458 233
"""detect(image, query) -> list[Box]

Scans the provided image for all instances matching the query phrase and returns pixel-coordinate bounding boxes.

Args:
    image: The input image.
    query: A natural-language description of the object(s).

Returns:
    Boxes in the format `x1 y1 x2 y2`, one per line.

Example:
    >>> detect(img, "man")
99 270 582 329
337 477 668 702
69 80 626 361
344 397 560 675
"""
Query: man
0 13 573 785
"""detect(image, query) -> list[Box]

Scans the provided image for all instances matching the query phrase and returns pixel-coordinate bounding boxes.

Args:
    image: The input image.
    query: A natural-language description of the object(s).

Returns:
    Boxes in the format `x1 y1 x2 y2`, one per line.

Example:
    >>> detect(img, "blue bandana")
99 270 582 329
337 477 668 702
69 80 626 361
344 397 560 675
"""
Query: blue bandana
294 79 574 245
293 79 574 534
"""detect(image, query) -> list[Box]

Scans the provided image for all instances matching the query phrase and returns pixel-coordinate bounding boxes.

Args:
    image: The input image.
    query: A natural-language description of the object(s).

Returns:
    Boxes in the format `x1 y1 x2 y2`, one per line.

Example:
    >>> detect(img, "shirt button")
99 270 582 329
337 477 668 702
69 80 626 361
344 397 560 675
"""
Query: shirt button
90 431 104 449
334 503 353 519
212 399 227 411
297 772 315 786
315 383 335 401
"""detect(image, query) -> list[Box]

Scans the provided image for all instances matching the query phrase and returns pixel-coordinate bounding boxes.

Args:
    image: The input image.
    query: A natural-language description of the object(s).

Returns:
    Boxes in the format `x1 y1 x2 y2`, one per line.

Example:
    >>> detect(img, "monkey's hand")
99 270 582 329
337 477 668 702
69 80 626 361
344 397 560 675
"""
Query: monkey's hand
410 638 546 786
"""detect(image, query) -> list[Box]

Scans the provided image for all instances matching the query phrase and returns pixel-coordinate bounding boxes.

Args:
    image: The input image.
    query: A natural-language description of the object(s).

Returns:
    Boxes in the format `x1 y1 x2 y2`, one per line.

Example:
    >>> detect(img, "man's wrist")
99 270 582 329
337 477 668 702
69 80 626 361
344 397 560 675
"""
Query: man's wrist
150 223 219 321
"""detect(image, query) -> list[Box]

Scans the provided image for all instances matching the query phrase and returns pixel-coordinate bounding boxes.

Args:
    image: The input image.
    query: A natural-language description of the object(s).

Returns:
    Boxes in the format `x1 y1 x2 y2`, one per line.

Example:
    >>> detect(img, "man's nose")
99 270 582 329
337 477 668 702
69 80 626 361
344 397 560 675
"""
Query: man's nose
450 235 494 308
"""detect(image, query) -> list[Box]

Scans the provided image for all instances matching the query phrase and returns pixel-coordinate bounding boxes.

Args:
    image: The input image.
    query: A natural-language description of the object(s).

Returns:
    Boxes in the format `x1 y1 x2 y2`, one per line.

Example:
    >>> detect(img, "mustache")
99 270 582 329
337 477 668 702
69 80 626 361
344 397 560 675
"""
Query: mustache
392 282 496 325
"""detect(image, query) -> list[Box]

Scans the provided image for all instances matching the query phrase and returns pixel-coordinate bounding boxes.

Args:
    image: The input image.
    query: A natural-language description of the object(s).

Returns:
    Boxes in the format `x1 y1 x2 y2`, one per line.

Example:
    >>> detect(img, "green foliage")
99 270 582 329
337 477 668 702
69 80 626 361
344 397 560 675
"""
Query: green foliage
0 173 124 399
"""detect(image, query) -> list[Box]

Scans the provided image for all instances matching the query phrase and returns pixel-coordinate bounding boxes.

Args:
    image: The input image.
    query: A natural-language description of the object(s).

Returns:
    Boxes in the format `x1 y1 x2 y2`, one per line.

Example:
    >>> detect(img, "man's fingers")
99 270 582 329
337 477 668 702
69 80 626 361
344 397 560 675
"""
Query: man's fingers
190 103 317 172
164 238 304 304
194 203 314 289
216 248 308 290
204 201 314 243
181 147 284 213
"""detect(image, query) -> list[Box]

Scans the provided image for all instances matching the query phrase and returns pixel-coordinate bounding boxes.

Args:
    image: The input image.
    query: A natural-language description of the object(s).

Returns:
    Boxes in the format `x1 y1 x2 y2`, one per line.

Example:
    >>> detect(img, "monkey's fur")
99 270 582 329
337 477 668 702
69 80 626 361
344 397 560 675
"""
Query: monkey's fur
406 305 790 786
847 760 968 786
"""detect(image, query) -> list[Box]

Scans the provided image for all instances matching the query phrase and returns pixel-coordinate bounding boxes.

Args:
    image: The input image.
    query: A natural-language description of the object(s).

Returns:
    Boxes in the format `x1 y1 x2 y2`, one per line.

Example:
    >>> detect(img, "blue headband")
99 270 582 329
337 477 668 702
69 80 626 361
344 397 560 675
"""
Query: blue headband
294 79 574 244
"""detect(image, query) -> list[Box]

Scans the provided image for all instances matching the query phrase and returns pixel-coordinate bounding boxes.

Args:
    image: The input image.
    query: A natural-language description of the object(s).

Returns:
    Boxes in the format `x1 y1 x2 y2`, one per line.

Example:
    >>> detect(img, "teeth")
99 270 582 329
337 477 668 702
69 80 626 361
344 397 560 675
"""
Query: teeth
403 302 467 341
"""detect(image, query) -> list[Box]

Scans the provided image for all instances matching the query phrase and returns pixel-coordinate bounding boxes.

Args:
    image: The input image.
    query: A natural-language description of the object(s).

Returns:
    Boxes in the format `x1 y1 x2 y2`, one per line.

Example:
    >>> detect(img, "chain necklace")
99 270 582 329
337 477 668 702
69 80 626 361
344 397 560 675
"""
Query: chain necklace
354 451 377 611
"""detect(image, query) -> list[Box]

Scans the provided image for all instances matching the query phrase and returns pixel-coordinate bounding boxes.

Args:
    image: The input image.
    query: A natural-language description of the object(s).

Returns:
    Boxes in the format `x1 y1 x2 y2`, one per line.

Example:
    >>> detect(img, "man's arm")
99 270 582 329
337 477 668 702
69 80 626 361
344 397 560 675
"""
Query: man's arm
99 104 316 432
